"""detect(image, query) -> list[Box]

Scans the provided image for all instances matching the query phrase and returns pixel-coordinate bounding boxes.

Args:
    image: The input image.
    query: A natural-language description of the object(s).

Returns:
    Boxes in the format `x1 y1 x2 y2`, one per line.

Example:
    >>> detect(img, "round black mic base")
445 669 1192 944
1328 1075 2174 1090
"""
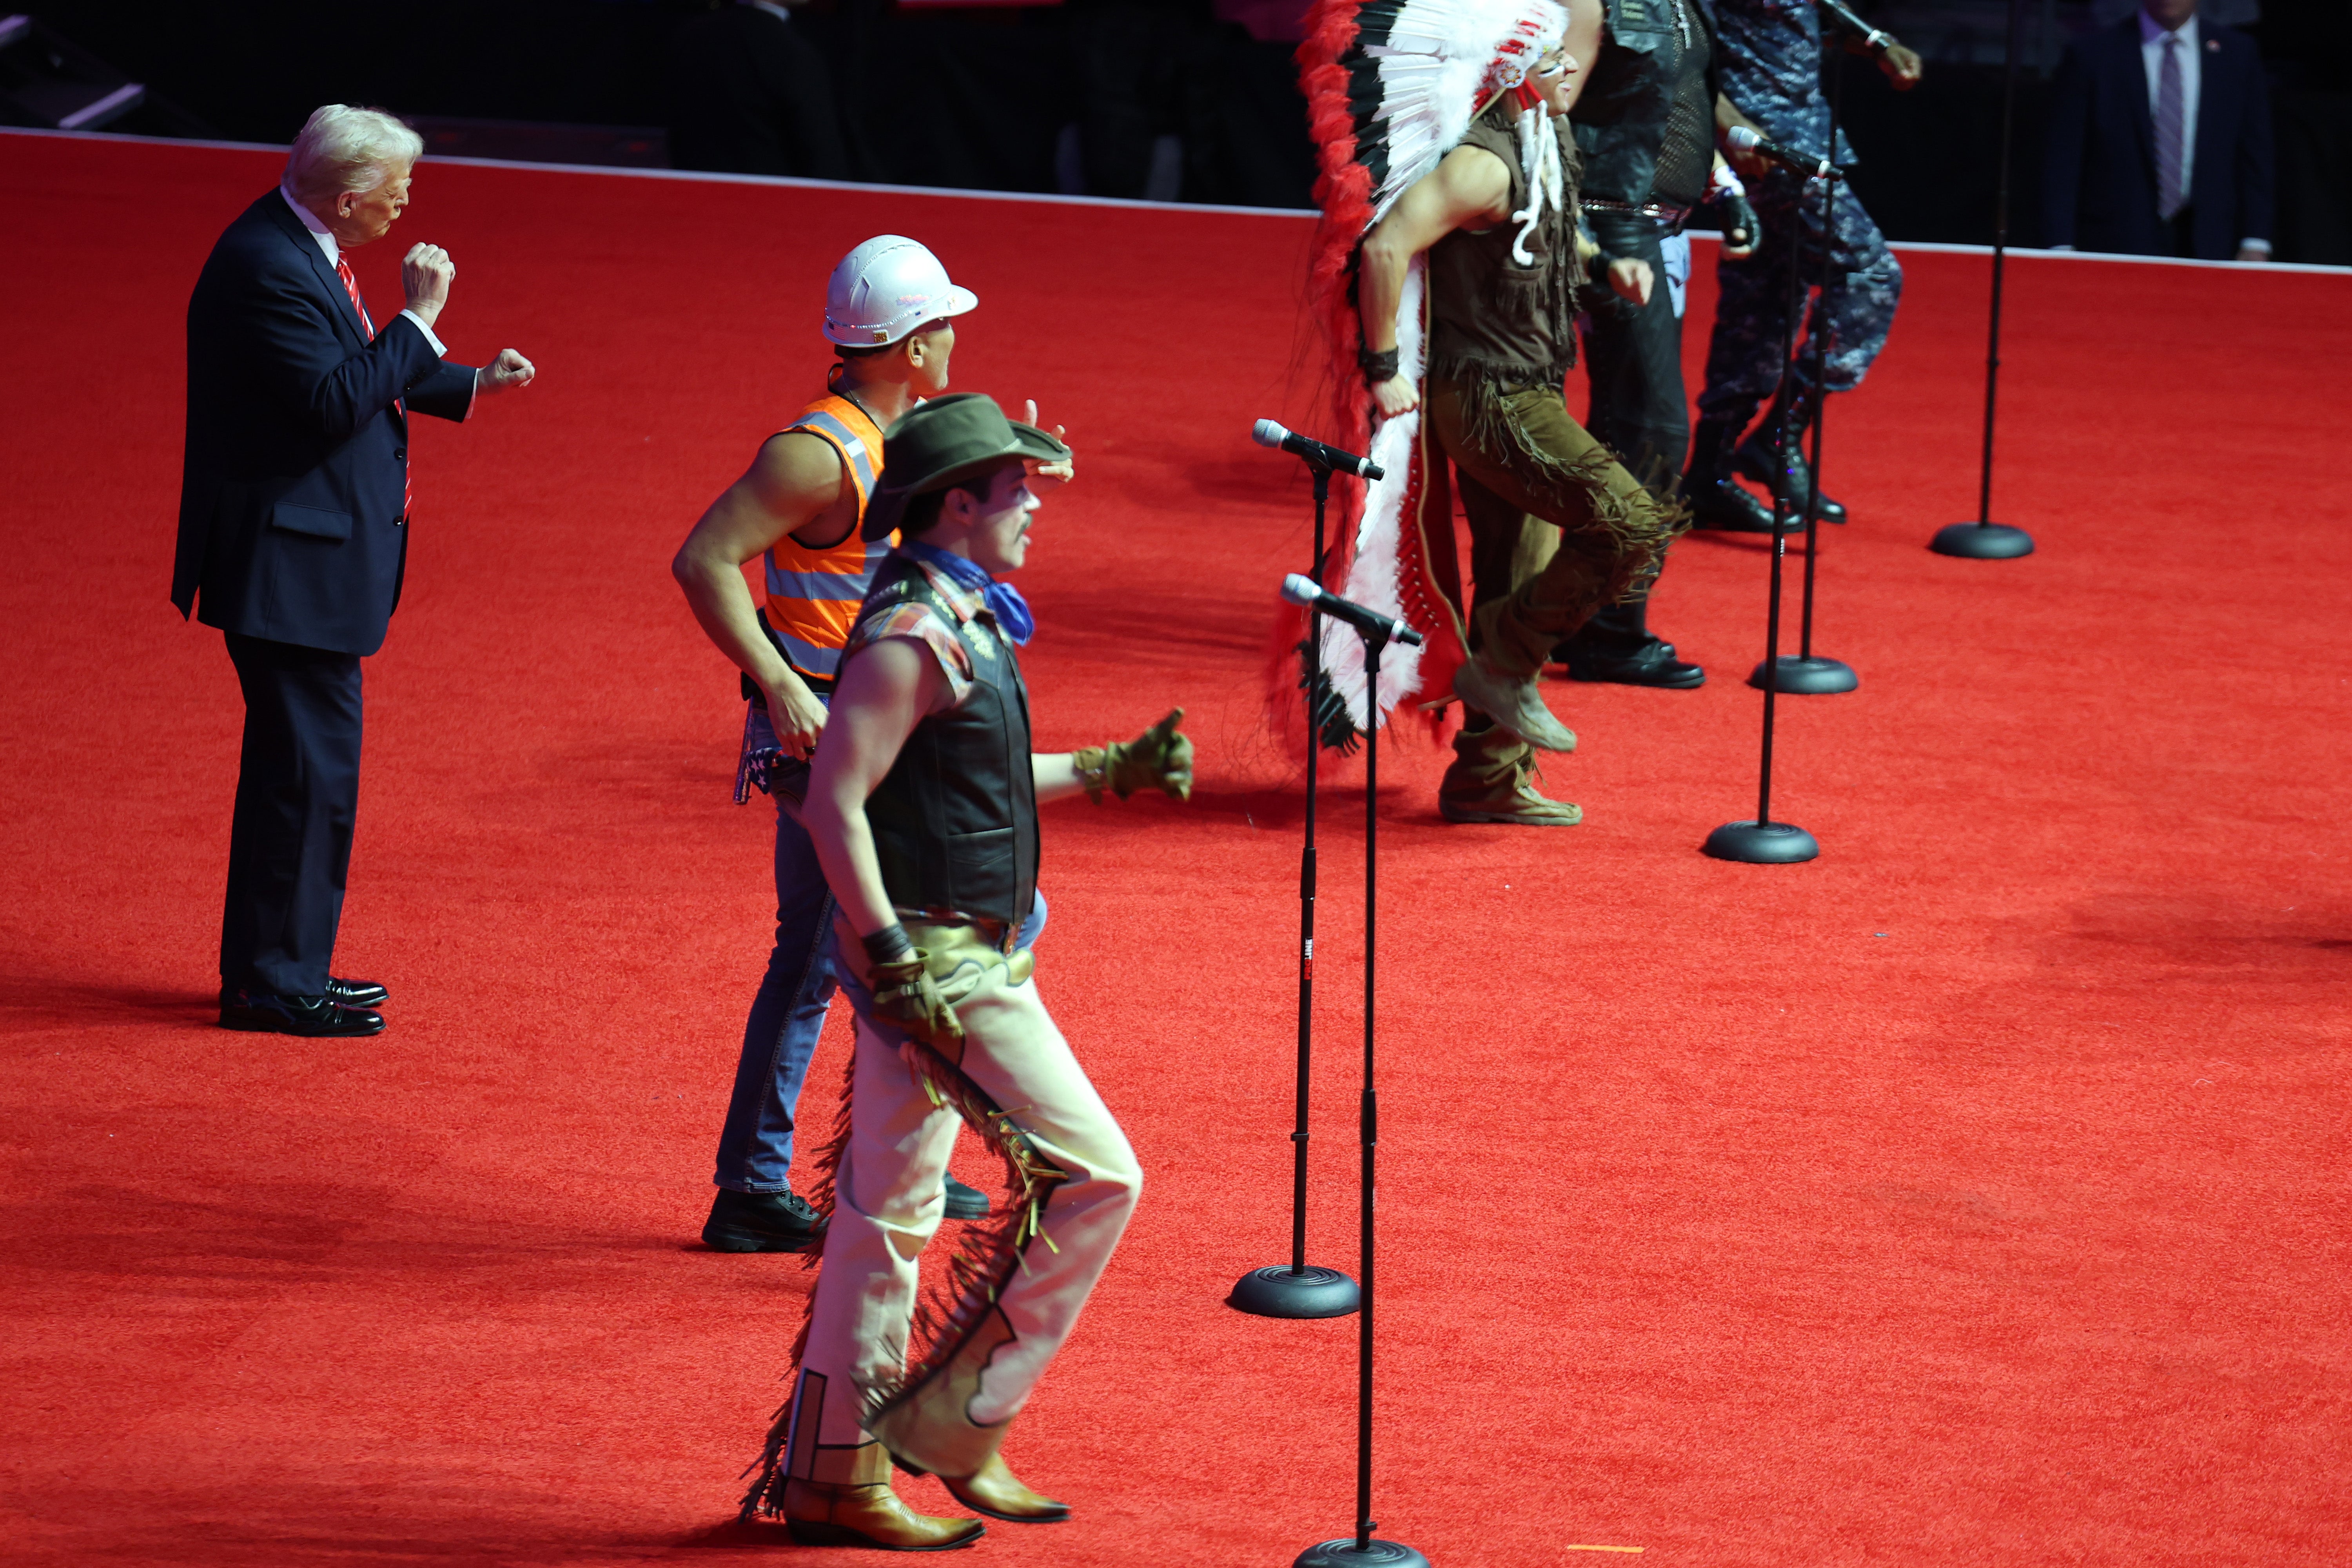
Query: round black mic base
1930 522 2034 559
1703 819 1820 863
1294 1537 1431 1568
1746 655 1858 695
1228 1264 1360 1319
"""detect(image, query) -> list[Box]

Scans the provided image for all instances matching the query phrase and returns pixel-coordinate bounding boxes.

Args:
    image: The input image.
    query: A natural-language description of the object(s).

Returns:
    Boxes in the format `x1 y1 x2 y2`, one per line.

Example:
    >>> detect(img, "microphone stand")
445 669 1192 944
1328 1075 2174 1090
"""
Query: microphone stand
1232 457 1360 1321
1294 626 1425 1568
1750 48 1858 698
1932 0 2036 559
1708 147 1827 865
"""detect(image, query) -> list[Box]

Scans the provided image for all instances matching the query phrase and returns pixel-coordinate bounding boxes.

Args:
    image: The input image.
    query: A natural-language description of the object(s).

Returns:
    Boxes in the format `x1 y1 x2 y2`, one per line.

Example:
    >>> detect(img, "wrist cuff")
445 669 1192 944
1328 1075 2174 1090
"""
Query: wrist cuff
1357 345 1400 385
862 923 916 966
1072 746 1111 805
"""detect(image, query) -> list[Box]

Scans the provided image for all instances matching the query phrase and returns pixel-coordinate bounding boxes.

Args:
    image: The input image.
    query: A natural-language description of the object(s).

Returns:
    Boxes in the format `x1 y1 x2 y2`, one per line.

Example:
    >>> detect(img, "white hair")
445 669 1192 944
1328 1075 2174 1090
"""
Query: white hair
283 105 424 204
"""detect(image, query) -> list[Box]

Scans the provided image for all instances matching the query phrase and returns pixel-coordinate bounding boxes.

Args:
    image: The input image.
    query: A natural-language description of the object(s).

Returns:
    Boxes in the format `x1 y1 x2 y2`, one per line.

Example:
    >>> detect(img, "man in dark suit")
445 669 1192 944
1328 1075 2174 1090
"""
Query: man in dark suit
174 104 534 1037
2043 0 2275 261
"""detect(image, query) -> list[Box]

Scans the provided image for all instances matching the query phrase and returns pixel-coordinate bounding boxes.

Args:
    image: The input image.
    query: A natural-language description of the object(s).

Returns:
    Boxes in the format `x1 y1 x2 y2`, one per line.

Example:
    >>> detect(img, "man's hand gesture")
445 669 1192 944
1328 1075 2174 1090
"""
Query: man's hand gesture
1076 708 1194 804
476 348 535 397
1024 399 1074 484
401 243 454 328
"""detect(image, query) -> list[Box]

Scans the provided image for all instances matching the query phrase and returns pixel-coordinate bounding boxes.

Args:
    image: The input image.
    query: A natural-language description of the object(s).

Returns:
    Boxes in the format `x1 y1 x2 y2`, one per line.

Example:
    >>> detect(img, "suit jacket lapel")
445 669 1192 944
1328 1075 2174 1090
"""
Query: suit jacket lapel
259 192 370 348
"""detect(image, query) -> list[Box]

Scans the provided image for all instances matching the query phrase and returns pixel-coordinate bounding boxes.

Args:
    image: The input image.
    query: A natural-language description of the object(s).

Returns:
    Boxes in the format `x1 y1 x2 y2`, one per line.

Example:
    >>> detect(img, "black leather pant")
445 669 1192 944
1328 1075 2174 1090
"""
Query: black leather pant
1575 221 1686 652
1582 221 1690 497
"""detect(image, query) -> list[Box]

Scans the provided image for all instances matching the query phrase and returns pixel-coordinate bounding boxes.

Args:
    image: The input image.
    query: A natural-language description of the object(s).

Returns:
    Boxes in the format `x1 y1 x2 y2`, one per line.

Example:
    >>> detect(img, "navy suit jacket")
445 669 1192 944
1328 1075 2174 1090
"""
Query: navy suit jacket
2041 16 2274 261
173 193 477 657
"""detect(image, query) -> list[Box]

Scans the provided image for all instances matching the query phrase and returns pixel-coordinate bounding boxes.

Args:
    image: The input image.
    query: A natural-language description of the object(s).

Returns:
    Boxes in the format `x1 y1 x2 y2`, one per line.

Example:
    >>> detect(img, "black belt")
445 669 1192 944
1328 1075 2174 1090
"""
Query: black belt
1582 198 1696 229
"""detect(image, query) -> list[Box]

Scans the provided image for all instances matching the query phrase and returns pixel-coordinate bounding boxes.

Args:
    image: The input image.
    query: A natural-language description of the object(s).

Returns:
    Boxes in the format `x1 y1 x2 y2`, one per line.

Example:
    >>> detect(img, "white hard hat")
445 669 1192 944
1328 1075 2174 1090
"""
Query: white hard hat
823 236 978 347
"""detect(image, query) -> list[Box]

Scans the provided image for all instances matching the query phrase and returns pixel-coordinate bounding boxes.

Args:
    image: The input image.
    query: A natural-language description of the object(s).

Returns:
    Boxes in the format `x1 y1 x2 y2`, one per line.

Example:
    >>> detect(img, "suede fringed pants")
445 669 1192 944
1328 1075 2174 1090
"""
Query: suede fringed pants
778 897 1141 1488
1429 376 1686 786
1428 376 1683 681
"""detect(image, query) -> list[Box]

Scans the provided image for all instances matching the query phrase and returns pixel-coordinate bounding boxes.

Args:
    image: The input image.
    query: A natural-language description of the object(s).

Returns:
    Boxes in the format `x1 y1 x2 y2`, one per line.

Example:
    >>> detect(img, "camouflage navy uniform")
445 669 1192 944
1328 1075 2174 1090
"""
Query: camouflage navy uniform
1695 0 1902 433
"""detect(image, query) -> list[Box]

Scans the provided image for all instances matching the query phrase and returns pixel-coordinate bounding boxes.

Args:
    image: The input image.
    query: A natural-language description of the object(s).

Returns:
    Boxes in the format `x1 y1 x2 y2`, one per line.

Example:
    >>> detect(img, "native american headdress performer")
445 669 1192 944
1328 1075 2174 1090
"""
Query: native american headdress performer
1278 0 1579 747
1281 0 1686 826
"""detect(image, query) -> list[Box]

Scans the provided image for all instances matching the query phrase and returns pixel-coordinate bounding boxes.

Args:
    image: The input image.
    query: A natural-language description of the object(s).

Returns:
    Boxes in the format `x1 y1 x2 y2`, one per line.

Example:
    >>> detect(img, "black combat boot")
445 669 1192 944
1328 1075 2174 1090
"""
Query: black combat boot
1686 418 1779 532
1735 382 1848 524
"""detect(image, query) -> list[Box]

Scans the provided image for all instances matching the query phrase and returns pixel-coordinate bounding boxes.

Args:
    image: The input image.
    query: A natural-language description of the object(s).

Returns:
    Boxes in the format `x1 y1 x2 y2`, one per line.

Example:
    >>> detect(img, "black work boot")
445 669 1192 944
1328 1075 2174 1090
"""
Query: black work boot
1735 383 1847 524
1554 602 1704 688
704 1187 826 1252
1686 418 1779 532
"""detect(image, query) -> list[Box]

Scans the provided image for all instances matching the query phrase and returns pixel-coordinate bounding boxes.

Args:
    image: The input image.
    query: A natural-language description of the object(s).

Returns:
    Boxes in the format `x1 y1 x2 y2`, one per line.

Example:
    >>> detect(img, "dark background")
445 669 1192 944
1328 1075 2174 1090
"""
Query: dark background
6 0 2346 260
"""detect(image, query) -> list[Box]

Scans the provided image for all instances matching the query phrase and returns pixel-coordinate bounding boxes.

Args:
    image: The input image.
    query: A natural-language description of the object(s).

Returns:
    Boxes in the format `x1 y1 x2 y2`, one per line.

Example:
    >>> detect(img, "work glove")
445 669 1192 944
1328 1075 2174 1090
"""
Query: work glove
1074 708 1194 804
863 925 964 1050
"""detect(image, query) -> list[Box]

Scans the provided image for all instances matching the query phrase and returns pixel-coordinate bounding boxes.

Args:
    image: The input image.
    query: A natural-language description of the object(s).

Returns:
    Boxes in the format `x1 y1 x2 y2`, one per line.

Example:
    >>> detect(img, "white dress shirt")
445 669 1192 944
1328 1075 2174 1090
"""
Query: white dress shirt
278 186 451 354
2134 9 2268 255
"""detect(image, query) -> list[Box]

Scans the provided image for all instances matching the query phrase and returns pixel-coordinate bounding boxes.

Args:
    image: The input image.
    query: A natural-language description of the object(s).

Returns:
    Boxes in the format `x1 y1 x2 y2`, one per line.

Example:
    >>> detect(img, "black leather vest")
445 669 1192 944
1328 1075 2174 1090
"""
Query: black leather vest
1572 0 1723 254
858 553 1040 932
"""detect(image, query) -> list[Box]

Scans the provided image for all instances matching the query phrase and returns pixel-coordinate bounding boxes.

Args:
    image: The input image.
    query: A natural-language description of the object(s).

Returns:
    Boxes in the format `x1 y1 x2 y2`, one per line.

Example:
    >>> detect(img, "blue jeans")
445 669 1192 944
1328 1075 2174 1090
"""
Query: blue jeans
713 788 836 1194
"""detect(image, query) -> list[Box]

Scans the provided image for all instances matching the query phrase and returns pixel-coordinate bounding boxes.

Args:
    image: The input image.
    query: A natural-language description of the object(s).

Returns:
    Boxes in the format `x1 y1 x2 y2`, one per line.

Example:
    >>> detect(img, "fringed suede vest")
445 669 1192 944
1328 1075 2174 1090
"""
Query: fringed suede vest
859 554 1040 932
1427 101 1586 387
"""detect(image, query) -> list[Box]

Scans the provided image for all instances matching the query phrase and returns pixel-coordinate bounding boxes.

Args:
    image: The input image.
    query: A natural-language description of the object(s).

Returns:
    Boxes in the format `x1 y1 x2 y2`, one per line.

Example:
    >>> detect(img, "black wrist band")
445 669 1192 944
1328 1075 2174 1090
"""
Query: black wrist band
862 923 916 966
1358 345 1400 384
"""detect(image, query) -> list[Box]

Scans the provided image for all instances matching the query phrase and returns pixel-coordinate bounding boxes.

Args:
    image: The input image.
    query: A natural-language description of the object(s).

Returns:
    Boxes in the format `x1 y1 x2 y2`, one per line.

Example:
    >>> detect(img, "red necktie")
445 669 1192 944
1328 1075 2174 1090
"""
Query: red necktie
337 256 411 521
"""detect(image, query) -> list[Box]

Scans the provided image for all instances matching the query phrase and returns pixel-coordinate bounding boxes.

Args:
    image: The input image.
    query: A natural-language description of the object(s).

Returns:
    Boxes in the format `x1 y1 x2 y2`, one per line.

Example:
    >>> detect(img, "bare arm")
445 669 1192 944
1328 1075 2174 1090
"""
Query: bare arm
1357 145 1512 417
802 637 945 938
1034 755 1088 804
669 432 849 758
805 640 1100 935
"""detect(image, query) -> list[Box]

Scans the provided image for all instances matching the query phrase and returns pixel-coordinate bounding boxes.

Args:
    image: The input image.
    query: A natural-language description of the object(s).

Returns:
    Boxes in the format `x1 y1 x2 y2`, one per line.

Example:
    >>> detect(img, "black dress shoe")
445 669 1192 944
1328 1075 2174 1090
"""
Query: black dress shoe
704 1187 826 1253
943 1174 991 1220
1561 637 1706 688
327 976 389 1008
219 991 387 1037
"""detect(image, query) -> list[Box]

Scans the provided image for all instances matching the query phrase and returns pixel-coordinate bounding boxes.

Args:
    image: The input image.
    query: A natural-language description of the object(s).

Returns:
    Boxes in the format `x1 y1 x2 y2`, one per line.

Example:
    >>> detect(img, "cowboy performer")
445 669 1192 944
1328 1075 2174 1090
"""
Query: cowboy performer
739 394 1196 1549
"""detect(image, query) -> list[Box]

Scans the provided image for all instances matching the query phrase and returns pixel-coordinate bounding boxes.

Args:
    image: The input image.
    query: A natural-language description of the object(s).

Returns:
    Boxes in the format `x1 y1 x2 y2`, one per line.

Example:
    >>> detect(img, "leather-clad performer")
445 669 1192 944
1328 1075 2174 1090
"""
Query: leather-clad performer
740 394 1195 1550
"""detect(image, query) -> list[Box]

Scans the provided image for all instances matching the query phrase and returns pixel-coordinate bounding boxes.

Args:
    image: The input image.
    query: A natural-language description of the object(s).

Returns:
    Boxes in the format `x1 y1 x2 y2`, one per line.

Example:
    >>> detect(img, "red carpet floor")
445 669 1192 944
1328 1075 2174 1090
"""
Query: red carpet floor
4 131 2349 1566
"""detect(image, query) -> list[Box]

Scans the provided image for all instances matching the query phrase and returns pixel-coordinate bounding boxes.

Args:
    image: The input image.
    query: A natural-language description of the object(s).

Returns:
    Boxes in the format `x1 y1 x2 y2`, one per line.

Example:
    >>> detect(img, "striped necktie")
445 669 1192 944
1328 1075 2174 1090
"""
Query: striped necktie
2155 33 2187 223
334 255 412 522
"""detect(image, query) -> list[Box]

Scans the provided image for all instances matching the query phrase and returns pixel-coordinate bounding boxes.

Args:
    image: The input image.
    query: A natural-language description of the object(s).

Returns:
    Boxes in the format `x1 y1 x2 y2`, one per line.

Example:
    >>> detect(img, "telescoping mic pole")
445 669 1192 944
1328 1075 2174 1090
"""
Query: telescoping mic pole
1750 49 1857 697
1932 0 2035 559
1706 146 1829 866
1293 620 1428 1568
1232 424 1365 1321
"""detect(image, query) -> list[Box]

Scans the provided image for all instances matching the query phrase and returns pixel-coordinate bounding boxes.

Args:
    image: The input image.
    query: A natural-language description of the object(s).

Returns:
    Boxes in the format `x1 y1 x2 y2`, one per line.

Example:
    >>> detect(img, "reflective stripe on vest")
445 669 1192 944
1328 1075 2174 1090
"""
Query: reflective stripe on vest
762 394 892 682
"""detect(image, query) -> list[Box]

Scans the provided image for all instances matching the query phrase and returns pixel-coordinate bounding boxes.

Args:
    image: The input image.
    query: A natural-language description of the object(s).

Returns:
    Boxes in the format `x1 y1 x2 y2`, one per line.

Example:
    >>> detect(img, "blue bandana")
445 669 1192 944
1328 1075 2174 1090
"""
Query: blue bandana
902 539 1036 646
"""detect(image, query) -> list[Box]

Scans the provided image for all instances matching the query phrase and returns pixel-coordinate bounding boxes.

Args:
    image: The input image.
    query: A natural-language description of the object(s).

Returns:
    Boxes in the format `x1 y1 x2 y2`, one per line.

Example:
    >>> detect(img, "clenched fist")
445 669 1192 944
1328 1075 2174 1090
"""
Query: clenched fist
402 243 455 327
476 348 535 397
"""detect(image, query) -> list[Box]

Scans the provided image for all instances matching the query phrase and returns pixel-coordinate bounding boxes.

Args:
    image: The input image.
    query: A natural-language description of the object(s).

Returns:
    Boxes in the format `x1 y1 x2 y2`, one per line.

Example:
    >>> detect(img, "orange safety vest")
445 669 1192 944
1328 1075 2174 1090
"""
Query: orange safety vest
759 392 894 685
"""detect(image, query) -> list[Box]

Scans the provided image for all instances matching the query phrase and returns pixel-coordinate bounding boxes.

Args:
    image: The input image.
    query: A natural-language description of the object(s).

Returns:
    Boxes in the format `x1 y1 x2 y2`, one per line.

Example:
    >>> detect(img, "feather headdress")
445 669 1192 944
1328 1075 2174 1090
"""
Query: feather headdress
1275 0 1572 747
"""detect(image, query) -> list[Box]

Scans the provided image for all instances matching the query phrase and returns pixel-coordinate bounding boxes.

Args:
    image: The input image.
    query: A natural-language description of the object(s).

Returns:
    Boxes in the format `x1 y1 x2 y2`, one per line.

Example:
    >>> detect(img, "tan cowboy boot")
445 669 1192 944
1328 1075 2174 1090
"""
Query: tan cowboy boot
940 1450 1071 1524
782 1461 986 1551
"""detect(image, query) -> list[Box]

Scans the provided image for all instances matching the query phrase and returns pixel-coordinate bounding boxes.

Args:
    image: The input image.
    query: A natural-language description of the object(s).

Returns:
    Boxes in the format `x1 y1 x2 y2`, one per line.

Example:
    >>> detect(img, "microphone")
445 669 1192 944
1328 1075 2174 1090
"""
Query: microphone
1818 0 1892 54
1253 419 1386 481
1281 573 1424 646
1726 125 1841 181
